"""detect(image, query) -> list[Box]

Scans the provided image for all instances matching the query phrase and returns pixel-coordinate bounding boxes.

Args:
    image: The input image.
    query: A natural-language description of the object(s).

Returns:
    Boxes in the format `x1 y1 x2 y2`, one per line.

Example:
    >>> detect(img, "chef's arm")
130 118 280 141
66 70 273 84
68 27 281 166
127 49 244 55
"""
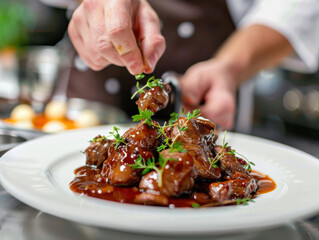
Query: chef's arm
180 24 294 129
215 24 294 86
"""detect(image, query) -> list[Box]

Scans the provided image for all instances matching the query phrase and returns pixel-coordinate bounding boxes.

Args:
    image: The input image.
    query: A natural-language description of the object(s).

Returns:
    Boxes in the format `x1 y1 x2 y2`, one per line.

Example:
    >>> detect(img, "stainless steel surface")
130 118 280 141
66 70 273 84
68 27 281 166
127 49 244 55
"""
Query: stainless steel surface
0 191 318 239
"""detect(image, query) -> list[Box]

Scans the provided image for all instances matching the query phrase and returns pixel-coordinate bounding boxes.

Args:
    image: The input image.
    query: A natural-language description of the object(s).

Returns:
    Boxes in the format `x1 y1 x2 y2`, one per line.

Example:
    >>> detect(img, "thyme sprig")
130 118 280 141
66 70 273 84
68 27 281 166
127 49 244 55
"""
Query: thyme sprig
135 73 145 80
89 135 107 143
208 157 219 168
132 107 154 126
236 198 255 205
130 154 177 187
209 130 255 172
131 75 164 99
108 126 126 150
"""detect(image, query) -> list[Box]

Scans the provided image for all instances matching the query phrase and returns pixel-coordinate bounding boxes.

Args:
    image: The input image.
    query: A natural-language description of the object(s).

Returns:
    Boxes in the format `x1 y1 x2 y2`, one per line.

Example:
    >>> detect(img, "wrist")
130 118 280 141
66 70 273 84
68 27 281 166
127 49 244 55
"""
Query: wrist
214 52 251 87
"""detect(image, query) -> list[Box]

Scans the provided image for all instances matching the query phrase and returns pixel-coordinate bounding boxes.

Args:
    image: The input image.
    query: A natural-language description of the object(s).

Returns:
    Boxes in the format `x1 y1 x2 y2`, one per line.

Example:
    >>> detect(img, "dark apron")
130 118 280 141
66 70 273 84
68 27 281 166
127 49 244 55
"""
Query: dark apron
64 0 235 116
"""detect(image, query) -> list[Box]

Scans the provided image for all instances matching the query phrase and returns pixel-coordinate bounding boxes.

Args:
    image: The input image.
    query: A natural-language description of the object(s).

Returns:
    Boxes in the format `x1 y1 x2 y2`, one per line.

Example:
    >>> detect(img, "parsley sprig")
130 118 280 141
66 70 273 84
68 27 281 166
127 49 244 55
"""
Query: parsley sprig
131 75 164 99
130 154 177 187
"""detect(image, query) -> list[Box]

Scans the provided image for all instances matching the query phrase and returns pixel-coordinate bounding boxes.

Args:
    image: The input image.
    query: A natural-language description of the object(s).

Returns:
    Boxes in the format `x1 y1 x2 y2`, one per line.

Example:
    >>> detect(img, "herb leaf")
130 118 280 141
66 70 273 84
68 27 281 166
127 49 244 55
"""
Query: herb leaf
186 109 200 120
132 108 154 126
191 203 200 208
131 75 163 99
135 73 145 80
208 157 219 168
169 112 179 124
108 126 126 150
236 198 255 205
89 135 107 143
170 141 187 153
129 154 177 187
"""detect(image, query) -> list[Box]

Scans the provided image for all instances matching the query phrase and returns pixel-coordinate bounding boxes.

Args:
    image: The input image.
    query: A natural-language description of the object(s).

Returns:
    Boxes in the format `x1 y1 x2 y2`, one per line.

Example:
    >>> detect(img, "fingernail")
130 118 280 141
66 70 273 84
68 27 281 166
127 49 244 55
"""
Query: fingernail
128 60 143 75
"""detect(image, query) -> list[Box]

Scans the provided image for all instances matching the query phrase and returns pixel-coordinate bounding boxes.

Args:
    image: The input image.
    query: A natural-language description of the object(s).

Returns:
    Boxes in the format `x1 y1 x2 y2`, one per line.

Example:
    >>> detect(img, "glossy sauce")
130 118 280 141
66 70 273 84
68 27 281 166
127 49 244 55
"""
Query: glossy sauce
70 166 276 208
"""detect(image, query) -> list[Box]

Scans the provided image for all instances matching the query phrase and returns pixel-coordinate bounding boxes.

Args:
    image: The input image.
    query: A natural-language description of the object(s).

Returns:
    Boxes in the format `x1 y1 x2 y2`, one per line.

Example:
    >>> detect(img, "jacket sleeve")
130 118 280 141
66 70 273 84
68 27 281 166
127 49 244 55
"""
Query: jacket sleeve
234 0 319 73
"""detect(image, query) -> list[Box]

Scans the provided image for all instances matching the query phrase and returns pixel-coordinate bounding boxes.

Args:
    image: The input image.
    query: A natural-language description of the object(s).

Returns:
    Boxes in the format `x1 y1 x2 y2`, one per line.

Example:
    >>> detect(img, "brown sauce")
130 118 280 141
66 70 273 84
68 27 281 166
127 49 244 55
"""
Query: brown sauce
69 166 276 208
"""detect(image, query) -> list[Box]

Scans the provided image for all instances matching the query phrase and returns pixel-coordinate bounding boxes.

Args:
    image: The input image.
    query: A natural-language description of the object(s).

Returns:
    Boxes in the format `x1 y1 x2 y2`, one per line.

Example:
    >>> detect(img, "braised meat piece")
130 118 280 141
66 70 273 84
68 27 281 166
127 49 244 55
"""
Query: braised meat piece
85 135 113 168
136 83 171 113
209 172 257 202
166 117 221 180
102 121 159 186
214 146 247 177
102 145 154 186
139 150 195 197
123 120 160 151
135 192 169 206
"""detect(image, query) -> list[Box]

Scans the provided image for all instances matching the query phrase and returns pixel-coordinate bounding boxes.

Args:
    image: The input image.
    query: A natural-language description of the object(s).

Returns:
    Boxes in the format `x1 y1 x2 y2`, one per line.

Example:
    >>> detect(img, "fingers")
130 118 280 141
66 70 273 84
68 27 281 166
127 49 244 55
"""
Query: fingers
68 0 164 74
199 88 236 129
84 0 124 67
180 64 211 106
68 8 110 71
137 0 165 73
105 0 144 75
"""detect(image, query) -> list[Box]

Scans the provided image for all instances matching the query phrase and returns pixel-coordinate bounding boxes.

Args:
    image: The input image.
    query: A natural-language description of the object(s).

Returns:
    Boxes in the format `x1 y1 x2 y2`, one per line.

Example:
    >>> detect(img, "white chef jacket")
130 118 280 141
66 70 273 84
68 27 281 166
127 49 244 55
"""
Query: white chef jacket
42 0 319 73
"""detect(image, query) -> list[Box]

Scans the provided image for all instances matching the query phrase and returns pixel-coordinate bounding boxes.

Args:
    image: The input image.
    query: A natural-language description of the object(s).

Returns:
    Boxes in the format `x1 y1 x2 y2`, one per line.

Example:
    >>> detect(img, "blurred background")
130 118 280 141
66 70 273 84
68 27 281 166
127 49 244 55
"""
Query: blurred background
0 0 318 158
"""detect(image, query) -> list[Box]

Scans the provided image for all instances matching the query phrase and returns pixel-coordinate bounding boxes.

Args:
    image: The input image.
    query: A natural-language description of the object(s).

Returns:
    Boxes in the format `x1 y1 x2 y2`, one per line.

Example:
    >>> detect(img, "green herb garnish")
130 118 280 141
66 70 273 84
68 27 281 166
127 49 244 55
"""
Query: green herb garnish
135 73 145 80
108 126 126 150
89 136 107 143
210 131 255 172
208 157 219 168
130 154 177 187
169 112 180 124
236 198 255 205
132 108 154 126
131 76 164 99
191 203 201 208
169 141 187 153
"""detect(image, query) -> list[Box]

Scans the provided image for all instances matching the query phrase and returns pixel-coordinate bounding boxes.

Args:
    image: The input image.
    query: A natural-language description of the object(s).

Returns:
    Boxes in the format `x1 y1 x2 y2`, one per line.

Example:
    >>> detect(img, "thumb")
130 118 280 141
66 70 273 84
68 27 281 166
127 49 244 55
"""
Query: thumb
180 71 210 106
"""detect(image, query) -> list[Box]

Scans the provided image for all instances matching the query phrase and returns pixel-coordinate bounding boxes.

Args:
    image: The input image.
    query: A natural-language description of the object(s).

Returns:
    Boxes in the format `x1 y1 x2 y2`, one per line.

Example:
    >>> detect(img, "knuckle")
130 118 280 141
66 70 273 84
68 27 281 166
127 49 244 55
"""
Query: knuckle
71 8 82 24
107 25 129 39
83 0 97 12
93 23 107 36
152 35 165 50
95 38 113 53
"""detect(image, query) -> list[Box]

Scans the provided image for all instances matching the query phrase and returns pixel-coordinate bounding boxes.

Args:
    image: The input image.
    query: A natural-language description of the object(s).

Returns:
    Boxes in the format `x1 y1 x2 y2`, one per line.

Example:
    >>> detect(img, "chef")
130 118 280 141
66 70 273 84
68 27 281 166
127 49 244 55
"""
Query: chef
43 0 319 129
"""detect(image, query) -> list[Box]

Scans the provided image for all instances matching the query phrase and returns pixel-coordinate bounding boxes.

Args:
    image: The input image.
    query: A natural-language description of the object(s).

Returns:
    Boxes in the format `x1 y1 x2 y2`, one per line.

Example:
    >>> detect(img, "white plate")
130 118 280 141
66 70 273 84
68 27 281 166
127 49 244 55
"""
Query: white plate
0 125 319 235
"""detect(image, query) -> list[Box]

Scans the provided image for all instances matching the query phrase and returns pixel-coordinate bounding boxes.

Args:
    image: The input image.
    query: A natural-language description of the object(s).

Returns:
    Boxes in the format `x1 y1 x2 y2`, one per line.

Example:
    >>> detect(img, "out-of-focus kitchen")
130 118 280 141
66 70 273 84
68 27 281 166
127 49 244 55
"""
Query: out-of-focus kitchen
1 0 319 239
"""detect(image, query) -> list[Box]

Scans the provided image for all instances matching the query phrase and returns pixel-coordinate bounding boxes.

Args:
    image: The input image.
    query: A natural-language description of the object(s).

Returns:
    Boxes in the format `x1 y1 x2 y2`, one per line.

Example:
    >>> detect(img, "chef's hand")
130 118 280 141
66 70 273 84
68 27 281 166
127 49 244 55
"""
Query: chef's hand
68 0 165 74
180 59 237 129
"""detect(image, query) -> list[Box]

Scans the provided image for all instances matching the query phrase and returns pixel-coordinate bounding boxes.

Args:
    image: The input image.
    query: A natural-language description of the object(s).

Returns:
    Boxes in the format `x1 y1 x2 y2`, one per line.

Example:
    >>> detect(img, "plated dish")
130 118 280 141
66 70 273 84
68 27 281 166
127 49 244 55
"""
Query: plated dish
1 75 319 234
70 75 275 208
1 126 319 234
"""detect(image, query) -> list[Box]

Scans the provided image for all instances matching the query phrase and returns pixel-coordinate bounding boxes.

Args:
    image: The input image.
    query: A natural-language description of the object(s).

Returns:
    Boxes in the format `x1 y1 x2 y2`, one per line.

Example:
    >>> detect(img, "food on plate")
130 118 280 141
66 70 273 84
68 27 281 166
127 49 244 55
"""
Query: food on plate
42 120 67 133
75 110 100 128
2 101 100 132
70 74 276 208
44 100 67 120
10 104 35 122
